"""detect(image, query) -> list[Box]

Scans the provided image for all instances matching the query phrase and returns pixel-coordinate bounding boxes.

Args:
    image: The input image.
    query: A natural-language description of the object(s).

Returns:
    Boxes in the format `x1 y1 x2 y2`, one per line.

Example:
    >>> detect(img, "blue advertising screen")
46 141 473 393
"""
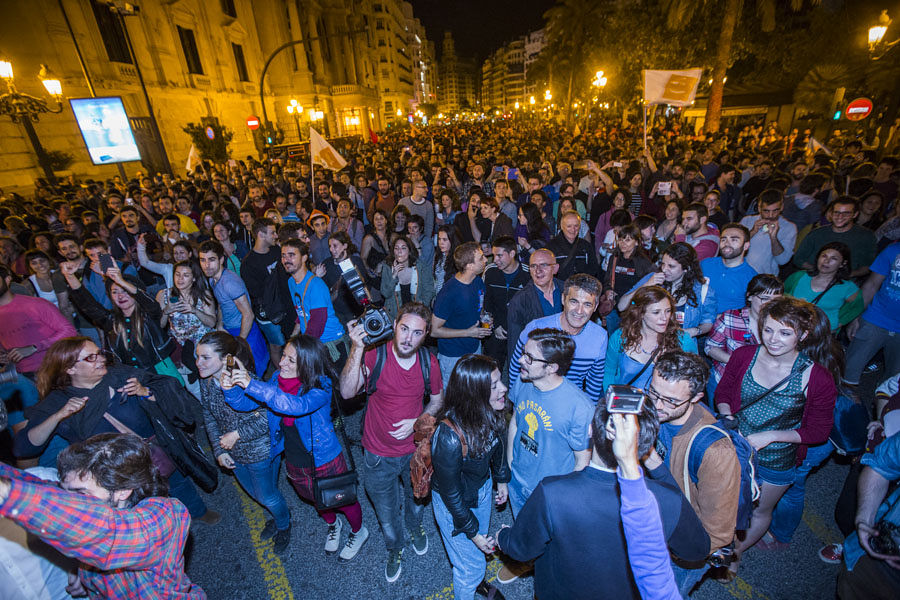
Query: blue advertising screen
69 97 142 165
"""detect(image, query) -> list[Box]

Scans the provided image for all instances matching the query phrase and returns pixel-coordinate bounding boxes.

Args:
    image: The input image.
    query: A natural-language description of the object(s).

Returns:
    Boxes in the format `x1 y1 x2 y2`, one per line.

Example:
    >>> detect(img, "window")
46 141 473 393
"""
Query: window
221 0 237 18
177 26 204 75
232 43 249 81
90 0 132 64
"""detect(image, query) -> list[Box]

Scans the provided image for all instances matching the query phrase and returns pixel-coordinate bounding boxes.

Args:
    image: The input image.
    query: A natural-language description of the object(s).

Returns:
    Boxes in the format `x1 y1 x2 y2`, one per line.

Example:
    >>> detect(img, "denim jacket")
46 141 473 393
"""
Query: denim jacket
628 274 717 330
223 373 341 467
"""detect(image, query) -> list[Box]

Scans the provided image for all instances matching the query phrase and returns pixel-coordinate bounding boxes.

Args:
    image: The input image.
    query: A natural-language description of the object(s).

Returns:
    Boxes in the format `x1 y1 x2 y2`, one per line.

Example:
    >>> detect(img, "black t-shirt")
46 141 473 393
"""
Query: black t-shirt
281 420 314 468
240 246 282 314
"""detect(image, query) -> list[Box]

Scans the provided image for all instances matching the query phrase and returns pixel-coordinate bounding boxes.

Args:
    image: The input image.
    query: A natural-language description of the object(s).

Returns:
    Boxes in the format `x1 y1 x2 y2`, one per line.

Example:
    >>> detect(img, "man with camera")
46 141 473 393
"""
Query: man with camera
339 302 443 583
495 381 709 598
641 351 741 596
837 430 900 600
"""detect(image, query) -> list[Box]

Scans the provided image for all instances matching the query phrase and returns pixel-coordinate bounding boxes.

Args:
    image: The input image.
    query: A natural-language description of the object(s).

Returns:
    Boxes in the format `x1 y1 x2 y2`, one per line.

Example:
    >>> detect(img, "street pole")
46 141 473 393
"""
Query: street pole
20 114 56 183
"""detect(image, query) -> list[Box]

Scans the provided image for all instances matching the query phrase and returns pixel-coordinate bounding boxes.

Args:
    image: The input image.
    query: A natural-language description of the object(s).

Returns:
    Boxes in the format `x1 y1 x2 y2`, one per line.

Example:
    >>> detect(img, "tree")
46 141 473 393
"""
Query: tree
183 122 234 163
661 0 821 132
543 0 605 127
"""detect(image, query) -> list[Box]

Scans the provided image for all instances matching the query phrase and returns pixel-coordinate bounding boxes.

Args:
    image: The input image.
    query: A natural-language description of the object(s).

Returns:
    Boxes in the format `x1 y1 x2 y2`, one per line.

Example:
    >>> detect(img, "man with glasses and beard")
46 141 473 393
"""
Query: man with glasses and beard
642 351 741 596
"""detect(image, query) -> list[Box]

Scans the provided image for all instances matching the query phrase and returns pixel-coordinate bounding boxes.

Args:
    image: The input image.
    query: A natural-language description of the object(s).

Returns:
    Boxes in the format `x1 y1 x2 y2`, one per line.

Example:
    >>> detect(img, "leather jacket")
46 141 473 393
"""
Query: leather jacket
430 417 511 538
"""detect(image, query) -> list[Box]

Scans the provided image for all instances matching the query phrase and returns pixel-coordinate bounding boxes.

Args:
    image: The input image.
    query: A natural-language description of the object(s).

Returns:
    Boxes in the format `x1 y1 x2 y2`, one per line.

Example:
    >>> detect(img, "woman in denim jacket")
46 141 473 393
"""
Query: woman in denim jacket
223 334 369 562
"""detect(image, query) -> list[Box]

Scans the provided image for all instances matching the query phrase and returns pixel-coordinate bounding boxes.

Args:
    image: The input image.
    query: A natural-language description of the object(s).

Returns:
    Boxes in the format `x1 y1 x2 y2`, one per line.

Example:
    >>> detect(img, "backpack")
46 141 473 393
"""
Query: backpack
683 420 760 531
365 343 432 396
258 264 289 324
410 415 467 499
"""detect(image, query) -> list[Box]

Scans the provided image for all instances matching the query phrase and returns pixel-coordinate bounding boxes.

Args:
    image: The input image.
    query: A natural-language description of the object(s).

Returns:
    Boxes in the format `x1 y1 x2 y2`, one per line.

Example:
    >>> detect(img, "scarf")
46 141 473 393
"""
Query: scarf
278 375 302 427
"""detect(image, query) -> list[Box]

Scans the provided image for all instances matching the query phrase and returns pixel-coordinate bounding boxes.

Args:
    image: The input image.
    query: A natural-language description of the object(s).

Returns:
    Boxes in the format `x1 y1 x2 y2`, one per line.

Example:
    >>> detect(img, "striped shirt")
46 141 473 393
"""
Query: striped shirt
508 313 608 402
0 462 205 599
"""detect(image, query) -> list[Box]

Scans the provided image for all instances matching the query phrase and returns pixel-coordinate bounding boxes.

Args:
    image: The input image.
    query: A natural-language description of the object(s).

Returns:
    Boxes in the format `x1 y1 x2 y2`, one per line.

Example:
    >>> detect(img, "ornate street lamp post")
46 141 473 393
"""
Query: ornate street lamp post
0 59 64 183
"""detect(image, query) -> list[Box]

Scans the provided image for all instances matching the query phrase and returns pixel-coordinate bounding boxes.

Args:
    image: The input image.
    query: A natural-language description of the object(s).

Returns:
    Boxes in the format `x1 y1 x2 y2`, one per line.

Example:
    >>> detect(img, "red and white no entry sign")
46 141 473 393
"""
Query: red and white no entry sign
845 98 873 121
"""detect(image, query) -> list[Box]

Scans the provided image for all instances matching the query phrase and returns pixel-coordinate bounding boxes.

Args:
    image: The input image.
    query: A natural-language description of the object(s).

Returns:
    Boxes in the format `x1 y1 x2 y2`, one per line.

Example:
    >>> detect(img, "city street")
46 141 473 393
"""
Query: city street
185 378 870 600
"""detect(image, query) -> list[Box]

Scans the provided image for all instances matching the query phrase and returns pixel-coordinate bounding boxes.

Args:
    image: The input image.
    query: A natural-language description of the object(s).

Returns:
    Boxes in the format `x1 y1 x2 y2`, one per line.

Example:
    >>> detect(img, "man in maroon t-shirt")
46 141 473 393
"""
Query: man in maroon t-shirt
339 301 442 582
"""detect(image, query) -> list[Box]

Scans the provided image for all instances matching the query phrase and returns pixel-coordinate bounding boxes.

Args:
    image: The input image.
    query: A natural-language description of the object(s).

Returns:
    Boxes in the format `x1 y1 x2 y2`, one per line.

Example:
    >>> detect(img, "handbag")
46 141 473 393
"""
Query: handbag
309 390 359 511
829 391 869 456
103 412 177 478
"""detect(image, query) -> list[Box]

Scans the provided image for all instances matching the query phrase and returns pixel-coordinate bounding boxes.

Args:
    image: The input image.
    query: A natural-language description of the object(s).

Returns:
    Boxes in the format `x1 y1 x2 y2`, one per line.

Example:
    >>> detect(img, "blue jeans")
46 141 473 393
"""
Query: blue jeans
167 468 208 518
232 454 291 530
769 441 834 543
844 319 900 385
508 478 530 519
257 319 286 346
672 562 706 597
0 374 41 427
363 449 425 552
433 479 492 600
437 353 461 387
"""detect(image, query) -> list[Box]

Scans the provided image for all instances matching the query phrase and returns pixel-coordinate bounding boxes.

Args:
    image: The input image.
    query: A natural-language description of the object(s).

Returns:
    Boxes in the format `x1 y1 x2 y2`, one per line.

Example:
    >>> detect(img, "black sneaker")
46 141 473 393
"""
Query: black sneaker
260 519 277 541
476 581 506 599
273 526 292 554
385 549 403 582
409 525 428 555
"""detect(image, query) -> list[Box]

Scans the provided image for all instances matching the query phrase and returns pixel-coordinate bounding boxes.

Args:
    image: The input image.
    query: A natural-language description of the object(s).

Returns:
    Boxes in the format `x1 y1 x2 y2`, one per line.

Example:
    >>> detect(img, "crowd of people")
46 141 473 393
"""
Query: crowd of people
0 116 899 599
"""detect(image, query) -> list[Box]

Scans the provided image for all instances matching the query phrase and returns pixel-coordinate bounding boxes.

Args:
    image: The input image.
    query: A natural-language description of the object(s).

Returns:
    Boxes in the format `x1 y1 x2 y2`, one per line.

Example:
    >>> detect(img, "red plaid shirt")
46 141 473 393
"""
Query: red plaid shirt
0 463 205 599
705 307 759 381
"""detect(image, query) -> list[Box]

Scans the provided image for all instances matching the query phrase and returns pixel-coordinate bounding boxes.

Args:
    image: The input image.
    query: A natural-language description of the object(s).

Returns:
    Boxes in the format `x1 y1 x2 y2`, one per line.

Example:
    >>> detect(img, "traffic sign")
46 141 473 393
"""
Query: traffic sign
246 115 260 130
845 98 873 121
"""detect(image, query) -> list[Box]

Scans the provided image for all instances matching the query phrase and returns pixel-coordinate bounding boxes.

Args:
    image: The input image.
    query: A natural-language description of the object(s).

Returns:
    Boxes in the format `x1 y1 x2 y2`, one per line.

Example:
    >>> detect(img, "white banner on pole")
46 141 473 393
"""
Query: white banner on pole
642 69 703 107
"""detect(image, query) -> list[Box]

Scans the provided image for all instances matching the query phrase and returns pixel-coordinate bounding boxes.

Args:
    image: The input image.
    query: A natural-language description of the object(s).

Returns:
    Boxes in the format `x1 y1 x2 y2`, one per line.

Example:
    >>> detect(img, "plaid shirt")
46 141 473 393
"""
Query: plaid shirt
0 463 205 599
705 307 759 381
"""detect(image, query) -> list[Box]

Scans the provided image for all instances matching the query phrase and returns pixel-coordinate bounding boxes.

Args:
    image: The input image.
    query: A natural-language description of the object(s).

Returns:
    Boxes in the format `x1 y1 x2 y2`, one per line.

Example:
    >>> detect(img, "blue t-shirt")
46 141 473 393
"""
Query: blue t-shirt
288 272 345 342
212 269 250 330
508 313 608 402
509 377 594 497
862 243 900 332
656 422 684 469
700 257 758 313
432 275 486 357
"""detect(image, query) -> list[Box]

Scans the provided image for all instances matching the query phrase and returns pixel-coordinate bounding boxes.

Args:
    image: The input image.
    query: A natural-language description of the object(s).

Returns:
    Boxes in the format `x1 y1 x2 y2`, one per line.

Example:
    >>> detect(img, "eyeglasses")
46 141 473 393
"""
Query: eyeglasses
530 263 555 271
645 384 691 408
78 352 105 364
521 352 549 366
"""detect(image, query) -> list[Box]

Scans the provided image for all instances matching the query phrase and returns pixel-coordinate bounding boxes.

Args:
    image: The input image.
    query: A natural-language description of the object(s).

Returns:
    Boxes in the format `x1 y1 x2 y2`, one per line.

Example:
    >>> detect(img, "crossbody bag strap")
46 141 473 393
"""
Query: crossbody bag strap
626 345 662 386
298 275 314 329
441 418 468 458
308 386 357 483
103 411 139 437
732 357 810 417
811 278 838 305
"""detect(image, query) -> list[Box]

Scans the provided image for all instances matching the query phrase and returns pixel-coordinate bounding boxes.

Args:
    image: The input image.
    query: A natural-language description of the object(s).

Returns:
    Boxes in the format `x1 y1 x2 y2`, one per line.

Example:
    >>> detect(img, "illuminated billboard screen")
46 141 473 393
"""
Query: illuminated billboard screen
69 97 142 165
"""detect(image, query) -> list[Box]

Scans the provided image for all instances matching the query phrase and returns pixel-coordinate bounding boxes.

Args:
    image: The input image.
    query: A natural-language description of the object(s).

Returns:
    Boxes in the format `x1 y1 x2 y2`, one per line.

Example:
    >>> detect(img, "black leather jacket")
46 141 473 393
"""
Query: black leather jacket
430 418 511 538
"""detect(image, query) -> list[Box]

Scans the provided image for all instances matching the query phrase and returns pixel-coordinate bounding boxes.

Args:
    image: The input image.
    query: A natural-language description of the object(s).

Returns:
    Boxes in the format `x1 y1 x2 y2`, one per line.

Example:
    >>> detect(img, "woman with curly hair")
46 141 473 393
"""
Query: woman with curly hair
617 242 717 338
715 297 840 579
603 286 698 391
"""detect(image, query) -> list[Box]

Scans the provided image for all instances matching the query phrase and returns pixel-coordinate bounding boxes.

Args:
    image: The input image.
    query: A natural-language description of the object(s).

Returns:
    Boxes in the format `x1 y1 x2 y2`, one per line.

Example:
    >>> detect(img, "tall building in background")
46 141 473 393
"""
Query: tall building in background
524 29 545 98
438 31 477 114
481 39 525 111
0 0 433 190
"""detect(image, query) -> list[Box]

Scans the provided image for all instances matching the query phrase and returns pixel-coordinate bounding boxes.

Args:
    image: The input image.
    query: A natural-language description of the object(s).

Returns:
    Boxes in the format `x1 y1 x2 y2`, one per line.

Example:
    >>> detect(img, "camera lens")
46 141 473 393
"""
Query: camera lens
365 316 383 333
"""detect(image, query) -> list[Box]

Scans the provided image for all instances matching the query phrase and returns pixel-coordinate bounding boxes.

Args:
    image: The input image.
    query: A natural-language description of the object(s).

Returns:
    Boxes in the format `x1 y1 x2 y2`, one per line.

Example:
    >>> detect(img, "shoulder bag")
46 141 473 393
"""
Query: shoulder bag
309 389 359 511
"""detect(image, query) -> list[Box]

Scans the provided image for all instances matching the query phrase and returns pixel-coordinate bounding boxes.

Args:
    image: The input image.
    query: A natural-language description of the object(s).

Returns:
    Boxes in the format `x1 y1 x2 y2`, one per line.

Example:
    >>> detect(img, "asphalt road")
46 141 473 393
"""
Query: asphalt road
184 376 876 600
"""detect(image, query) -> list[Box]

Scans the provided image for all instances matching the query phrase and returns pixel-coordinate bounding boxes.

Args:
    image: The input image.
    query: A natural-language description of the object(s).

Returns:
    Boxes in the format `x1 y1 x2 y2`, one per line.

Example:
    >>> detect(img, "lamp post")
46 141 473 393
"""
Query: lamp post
286 99 303 141
869 10 894 58
0 59 64 183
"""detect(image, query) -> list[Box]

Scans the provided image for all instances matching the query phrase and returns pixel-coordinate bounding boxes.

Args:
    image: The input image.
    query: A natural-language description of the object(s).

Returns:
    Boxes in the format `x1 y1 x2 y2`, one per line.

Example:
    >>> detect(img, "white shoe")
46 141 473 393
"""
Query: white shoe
325 518 343 555
338 525 369 562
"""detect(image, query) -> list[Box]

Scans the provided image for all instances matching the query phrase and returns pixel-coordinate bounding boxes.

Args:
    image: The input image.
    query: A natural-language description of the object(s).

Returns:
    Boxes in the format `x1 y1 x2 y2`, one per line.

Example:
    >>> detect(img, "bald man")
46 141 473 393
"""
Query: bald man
506 249 563 363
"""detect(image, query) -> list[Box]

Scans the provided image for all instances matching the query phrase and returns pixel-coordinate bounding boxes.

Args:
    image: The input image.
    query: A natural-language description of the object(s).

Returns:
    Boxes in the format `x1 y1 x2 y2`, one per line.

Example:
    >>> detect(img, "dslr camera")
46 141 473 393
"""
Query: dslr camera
339 259 393 346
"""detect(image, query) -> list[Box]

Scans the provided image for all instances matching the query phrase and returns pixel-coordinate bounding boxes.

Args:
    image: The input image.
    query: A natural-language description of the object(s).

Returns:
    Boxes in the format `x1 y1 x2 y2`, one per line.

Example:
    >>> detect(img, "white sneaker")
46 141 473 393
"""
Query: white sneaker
338 525 369 562
325 518 343 555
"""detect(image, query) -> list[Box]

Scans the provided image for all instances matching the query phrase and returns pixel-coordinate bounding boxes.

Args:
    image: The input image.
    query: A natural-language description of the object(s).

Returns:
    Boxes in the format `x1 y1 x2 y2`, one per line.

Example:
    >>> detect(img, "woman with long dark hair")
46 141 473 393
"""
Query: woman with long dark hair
60 262 182 381
213 221 248 275
380 235 435 319
601 224 655 334
783 241 862 332
433 225 458 297
361 208 391 282
515 201 551 262
592 188 629 251
604 286 697 391
156 259 217 390
195 331 293 553
223 334 369 561
715 297 840 578
430 354 510 600
618 242 716 338
435 188 461 229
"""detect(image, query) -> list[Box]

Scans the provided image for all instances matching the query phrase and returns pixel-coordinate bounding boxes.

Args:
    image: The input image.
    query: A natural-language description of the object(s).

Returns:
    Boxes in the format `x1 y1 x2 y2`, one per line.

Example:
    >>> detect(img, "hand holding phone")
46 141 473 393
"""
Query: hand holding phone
99 253 115 274
606 385 646 414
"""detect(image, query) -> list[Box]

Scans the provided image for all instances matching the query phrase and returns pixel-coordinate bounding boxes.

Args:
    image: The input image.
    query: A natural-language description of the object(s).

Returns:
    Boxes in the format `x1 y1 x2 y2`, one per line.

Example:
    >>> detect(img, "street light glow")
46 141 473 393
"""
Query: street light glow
0 60 12 80
869 11 891 46
544 89 552 101
529 96 535 105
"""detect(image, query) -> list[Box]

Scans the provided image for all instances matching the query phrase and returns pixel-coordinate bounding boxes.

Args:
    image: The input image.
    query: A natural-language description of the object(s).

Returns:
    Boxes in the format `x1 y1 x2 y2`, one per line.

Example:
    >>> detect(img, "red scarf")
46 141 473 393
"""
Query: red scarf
277 375 302 427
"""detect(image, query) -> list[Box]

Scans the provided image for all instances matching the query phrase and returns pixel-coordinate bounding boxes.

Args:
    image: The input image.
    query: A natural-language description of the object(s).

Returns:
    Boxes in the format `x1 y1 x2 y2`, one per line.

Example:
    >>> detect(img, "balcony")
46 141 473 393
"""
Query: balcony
331 84 378 100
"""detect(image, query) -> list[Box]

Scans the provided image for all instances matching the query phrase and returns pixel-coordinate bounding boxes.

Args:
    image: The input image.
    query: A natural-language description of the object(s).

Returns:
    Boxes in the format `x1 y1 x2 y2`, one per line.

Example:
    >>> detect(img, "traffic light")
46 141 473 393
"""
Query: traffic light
833 110 842 120
267 136 273 144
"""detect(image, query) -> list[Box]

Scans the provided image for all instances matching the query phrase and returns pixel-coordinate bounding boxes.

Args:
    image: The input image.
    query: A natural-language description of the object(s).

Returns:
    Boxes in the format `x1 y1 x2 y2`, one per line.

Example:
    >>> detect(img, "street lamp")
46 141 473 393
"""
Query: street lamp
0 58 65 182
592 70 607 89
529 96 535 105
869 10 897 59
544 89 552 102
286 99 303 140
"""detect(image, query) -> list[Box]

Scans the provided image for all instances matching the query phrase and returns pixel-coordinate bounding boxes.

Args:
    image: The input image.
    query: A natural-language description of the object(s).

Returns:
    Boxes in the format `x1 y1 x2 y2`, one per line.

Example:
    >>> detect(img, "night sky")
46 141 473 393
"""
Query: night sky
411 0 547 61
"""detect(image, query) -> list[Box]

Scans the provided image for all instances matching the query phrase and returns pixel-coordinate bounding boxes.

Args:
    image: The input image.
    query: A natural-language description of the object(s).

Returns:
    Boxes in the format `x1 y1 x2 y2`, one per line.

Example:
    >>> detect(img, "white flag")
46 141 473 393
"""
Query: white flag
185 144 202 173
643 69 702 106
309 127 348 171
807 136 832 156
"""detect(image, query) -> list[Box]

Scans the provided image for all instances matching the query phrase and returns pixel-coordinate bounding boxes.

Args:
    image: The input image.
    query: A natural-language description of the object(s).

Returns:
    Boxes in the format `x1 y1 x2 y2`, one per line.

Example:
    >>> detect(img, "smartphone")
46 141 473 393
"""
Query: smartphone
226 354 236 374
99 253 115 273
494 166 503 172
508 168 519 180
657 181 672 196
169 288 180 304
606 385 646 414
125 197 135 205
613 161 623 168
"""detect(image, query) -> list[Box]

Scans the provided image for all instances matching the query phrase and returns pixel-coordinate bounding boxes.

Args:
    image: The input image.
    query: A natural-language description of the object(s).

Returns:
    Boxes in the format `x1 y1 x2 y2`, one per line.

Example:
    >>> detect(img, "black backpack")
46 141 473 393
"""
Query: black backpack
365 343 432 396
258 263 290 325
